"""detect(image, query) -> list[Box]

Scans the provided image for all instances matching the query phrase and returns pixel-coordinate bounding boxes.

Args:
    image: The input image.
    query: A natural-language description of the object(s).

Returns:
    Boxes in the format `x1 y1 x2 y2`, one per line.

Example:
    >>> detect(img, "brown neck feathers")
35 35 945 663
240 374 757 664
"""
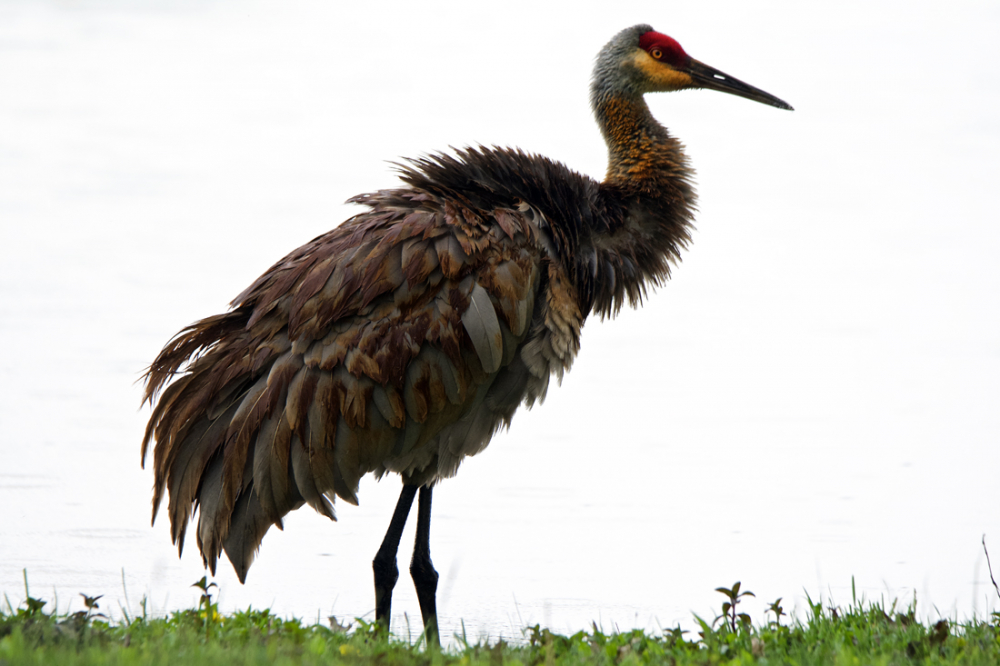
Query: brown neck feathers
595 94 690 194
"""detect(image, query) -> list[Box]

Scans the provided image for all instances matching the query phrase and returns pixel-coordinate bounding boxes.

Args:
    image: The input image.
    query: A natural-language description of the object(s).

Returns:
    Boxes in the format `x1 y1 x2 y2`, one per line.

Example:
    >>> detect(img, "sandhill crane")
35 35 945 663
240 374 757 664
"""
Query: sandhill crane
142 24 791 643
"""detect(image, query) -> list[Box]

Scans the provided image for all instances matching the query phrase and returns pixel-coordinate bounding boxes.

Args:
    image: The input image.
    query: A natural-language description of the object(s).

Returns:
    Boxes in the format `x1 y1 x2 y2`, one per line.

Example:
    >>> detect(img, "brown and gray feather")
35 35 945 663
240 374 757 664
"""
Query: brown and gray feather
142 140 694 581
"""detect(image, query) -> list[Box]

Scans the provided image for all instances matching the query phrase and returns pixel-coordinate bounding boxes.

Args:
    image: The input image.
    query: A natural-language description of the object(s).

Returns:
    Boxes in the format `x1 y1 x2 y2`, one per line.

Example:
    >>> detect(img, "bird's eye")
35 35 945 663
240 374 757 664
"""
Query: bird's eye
651 48 663 60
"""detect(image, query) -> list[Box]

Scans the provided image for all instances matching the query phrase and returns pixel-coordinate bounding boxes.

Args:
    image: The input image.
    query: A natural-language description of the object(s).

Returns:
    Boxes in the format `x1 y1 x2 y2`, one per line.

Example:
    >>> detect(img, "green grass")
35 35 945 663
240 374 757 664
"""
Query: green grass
2 577 999 665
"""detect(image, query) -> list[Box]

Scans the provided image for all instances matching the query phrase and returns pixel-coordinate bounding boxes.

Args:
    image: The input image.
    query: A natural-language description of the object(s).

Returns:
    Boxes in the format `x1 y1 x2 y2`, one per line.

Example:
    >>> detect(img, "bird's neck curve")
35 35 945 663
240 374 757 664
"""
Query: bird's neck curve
577 89 696 319
592 91 689 193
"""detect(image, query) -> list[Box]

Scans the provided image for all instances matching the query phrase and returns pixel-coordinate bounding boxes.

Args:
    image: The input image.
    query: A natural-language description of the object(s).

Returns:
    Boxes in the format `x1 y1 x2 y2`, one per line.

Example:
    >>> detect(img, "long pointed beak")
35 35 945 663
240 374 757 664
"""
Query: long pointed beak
688 59 793 111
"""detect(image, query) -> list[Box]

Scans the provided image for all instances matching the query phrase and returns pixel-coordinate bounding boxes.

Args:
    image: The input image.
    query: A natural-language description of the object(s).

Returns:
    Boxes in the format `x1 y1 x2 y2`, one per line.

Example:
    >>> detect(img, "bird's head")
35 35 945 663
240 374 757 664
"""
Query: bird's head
592 24 793 111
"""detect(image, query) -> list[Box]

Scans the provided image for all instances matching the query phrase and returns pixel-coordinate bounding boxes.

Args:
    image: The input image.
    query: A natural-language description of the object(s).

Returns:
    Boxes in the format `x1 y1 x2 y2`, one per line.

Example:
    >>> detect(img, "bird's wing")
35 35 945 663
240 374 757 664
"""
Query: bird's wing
141 190 542 580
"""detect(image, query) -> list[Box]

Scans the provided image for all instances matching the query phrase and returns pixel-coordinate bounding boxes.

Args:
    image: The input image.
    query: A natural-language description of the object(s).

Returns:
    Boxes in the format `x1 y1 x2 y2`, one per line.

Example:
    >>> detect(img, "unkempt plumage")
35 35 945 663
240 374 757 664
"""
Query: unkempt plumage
142 23 790 642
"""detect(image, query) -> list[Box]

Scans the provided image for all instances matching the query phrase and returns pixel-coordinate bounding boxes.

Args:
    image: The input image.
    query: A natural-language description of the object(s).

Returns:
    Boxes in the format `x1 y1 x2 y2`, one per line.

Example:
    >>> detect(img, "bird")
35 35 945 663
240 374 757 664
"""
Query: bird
141 23 791 644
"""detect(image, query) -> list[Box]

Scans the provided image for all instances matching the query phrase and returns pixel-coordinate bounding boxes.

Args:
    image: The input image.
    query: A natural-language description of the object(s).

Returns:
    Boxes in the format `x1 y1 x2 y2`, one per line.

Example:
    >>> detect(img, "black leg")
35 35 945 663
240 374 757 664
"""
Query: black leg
410 485 440 646
373 483 418 629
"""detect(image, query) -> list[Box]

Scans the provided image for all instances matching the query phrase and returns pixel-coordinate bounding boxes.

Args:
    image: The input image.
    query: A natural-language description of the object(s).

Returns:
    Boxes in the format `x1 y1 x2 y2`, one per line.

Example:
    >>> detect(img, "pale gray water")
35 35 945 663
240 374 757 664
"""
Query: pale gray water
1 0 999 643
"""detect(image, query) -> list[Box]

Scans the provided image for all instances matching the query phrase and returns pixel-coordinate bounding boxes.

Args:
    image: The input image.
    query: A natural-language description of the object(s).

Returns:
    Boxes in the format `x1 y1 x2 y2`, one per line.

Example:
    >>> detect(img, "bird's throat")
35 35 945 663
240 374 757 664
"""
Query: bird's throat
595 94 689 193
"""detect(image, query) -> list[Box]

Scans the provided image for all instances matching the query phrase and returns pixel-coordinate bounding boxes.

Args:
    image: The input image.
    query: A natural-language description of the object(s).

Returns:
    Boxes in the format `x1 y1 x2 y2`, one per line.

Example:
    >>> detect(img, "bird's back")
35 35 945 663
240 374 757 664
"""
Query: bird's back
142 147 595 580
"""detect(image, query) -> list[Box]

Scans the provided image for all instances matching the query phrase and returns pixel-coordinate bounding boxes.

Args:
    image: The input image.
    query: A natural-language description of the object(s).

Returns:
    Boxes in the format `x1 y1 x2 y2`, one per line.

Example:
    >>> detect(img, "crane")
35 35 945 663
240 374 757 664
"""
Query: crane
141 24 791 644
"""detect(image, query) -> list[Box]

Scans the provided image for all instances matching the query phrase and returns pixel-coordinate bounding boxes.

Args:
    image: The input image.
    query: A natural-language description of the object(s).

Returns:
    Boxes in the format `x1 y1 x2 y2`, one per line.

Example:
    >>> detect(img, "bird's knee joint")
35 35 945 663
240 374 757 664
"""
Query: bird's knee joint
410 559 439 588
373 555 400 589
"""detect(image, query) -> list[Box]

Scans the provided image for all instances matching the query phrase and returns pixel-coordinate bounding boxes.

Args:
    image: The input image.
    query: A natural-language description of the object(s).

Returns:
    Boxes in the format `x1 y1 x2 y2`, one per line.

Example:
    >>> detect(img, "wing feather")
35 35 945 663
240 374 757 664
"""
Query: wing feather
143 183 544 581
461 283 504 374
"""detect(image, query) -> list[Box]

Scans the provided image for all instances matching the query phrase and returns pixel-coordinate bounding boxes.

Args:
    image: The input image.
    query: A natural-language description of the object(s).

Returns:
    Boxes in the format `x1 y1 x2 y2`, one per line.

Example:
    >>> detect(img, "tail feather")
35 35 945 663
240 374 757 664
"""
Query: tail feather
143 310 251 521
290 435 337 520
196 452 225 573
142 310 250 409
252 410 292 524
222 467 306 583
167 398 243 553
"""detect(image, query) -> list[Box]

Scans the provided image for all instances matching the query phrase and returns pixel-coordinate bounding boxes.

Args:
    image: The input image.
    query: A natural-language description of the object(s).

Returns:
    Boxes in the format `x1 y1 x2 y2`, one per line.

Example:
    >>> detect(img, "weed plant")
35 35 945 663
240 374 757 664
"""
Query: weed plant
2 573 1000 665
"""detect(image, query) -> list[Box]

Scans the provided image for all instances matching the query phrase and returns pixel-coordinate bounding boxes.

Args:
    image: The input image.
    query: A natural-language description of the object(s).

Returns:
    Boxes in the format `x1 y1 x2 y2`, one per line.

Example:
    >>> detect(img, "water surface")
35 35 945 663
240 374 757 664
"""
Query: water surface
1 0 998 642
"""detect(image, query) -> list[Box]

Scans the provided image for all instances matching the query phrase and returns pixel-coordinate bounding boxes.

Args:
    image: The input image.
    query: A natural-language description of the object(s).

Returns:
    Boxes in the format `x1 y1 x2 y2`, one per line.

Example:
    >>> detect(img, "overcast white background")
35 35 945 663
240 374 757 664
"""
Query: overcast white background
1 0 998 643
